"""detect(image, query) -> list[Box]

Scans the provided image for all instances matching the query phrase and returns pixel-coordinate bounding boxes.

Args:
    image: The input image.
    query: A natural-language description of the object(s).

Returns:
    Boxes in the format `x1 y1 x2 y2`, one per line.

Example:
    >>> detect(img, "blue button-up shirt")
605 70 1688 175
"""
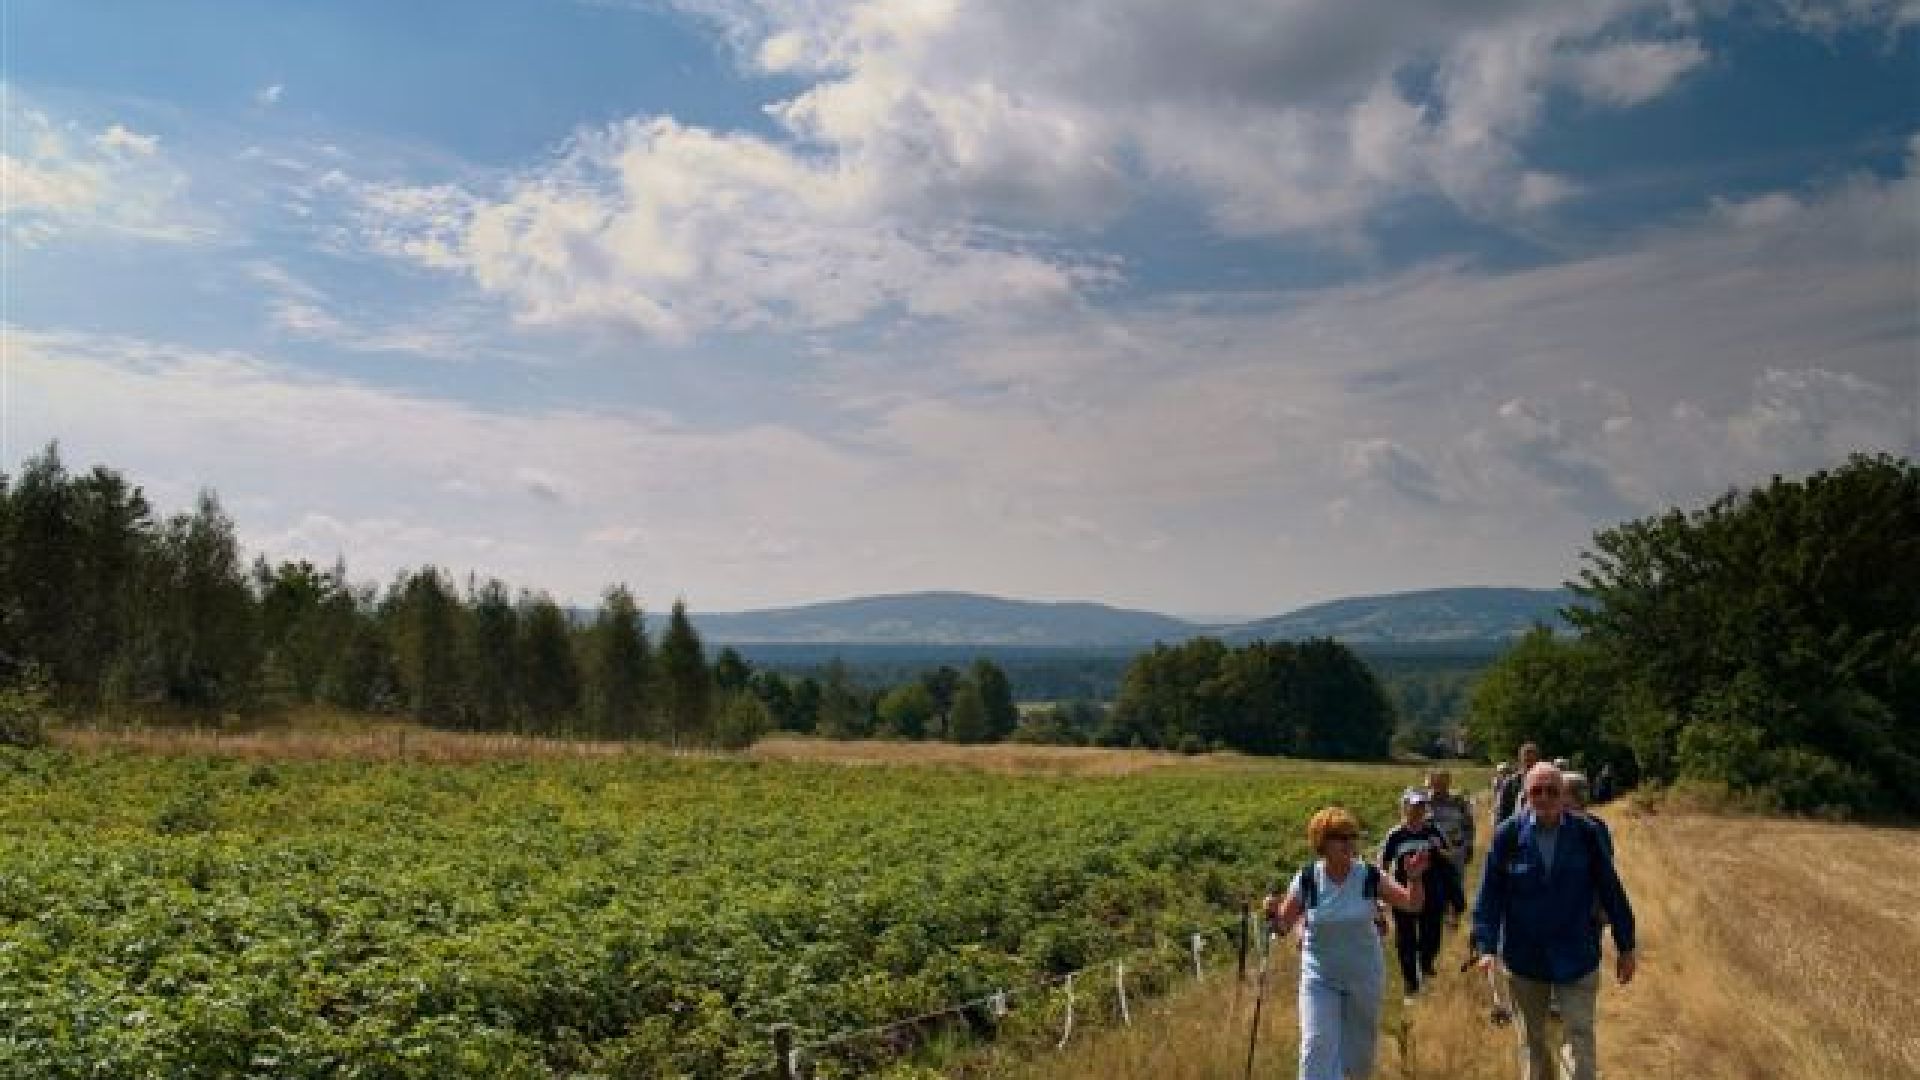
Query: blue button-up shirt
1471 810 1636 983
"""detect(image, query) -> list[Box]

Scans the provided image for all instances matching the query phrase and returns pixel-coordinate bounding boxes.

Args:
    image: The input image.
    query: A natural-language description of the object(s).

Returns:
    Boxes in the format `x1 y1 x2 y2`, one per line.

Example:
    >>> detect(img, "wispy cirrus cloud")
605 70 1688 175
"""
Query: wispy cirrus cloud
1 100 213 247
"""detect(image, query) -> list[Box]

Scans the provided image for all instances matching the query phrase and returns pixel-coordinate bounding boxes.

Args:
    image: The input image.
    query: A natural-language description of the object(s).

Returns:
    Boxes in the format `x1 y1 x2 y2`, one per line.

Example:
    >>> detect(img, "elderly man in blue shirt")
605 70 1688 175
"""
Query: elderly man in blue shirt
1472 762 1636 1080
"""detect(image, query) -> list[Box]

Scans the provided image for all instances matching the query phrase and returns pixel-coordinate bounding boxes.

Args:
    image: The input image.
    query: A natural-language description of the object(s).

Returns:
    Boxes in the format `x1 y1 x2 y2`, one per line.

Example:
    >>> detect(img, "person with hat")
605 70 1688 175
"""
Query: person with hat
1378 786 1464 999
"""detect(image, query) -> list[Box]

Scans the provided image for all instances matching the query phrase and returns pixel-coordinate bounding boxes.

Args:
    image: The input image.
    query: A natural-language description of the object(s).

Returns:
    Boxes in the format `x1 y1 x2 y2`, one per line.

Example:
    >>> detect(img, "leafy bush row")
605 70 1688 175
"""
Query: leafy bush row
0 749 1397 1078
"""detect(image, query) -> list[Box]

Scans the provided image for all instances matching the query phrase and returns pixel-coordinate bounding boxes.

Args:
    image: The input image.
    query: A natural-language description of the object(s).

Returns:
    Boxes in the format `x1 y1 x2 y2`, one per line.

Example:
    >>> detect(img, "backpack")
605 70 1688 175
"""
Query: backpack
1294 861 1380 911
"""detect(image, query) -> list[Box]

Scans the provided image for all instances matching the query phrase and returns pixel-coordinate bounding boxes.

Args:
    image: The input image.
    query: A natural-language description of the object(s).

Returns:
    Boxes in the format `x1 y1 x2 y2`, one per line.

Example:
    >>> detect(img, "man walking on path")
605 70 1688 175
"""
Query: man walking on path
1424 768 1475 875
1473 763 1636 1080
1493 742 1540 825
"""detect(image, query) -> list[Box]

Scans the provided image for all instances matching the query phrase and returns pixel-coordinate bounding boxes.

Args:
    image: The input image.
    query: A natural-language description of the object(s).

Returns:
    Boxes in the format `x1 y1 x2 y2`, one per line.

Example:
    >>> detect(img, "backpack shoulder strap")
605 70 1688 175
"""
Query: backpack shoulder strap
1575 813 1610 871
1362 863 1380 900
1296 862 1318 910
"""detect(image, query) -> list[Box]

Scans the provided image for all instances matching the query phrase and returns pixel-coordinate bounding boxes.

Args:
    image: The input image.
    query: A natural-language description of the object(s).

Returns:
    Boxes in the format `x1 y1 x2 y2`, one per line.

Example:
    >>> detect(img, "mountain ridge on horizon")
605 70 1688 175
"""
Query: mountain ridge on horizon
692 585 1576 647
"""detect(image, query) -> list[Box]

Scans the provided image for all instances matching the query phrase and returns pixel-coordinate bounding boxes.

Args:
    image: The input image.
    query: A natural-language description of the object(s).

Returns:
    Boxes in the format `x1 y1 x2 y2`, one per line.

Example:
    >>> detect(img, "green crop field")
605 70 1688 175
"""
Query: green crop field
0 745 1404 1078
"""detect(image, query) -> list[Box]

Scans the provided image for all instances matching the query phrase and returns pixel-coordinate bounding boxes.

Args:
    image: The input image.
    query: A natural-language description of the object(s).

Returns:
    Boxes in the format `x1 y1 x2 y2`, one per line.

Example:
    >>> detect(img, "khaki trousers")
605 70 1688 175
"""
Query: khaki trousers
1506 970 1598 1080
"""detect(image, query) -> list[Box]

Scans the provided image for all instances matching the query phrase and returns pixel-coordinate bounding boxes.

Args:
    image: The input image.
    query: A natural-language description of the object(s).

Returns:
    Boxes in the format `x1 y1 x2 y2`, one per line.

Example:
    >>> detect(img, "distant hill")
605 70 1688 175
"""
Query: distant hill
1221 587 1576 644
692 591 1198 648
693 587 1575 648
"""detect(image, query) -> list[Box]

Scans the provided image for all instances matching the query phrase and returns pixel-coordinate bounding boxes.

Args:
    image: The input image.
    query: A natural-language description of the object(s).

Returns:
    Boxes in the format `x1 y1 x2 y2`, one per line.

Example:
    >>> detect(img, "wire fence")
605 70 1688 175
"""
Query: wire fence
728 911 1263 1079
727 832 1414 1079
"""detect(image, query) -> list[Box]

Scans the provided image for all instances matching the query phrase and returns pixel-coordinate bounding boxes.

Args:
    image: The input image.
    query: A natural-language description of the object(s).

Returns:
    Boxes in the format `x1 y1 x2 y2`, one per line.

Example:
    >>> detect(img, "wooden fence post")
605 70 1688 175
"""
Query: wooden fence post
773 1023 794 1080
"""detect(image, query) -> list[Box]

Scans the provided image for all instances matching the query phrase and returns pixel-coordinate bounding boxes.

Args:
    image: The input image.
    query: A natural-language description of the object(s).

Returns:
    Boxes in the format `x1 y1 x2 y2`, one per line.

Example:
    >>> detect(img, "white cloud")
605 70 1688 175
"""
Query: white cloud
256 83 286 108
97 124 159 157
354 117 1103 340
244 259 533 361
1726 368 1916 467
4 326 895 607
791 147 1916 606
7 113 1913 617
1766 0 1920 34
0 106 207 245
1561 39 1708 107
676 0 1707 234
1342 439 1448 504
10 130 1914 612
349 0 1732 340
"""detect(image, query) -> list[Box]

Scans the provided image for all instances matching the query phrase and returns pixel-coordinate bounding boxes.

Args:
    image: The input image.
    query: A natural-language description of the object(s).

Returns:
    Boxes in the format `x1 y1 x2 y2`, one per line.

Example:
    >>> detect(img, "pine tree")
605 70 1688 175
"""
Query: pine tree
816 658 867 739
519 594 582 734
152 492 259 712
657 599 710 746
947 677 989 744
389 567 461 726
465 578 521 732
970 658 1019 742
585 585 650 740
713 647 752 695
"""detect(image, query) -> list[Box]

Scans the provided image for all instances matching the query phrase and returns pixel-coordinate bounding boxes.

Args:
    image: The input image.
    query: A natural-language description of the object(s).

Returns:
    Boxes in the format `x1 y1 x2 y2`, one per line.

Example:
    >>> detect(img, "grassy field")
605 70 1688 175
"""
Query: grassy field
32 725 1897 1079
995 796 1920 1080
3 726 1424 1079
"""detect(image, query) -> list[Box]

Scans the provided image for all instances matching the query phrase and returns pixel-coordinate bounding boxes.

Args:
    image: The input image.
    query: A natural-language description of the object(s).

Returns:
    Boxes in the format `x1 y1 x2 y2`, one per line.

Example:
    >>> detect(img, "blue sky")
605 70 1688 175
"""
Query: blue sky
5 0 1916 620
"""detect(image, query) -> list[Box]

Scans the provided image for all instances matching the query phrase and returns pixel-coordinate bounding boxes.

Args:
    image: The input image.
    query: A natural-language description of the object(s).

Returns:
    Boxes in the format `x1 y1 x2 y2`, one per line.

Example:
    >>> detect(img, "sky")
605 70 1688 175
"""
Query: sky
3 0 1916 621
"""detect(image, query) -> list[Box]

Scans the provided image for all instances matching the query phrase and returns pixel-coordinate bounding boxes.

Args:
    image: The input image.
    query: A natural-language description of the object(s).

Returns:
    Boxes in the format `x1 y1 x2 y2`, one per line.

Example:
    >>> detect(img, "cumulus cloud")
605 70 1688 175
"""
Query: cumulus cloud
351 117 1101 340
348 0 1732 340
678 0 1708 232
8 130 1913 613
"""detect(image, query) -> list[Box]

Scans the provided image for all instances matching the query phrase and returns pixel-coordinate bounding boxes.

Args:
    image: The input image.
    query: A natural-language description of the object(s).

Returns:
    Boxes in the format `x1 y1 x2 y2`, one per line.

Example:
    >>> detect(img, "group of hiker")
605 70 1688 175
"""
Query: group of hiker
1264 743 1636 1080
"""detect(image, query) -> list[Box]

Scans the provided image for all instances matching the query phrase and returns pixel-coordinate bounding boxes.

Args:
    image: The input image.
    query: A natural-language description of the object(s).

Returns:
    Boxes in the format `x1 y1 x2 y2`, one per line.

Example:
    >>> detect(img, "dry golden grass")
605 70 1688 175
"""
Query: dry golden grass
1604 807 1920 1080
51 709 659 764
992 798 1920 1080
49 718 1429 781
748 736 1460 781
750 735 1277 776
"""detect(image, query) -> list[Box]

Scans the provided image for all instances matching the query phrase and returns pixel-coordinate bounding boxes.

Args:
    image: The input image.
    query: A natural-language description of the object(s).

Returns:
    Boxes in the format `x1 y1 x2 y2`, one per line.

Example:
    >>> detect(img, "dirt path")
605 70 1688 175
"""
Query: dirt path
987 800 1920 1080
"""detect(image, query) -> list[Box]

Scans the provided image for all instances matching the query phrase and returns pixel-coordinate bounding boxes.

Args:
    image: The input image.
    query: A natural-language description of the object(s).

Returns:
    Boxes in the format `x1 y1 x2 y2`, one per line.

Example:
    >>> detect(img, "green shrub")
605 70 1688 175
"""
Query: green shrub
0 666 55 748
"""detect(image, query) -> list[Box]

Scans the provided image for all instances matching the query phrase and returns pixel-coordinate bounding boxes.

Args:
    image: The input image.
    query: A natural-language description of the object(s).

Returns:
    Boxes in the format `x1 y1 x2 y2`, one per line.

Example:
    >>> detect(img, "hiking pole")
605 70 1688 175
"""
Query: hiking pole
1244 930 1276 1080
1482 959 1513 1027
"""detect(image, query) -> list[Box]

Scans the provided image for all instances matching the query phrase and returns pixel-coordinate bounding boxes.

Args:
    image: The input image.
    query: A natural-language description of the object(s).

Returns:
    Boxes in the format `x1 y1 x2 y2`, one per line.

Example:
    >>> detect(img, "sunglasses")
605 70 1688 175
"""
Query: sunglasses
1525 785 1562 797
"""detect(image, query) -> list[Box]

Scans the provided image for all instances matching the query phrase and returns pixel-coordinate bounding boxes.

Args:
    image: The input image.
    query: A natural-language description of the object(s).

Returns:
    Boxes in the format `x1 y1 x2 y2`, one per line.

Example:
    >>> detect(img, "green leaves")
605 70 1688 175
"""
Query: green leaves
1570 453 1920 814
0 750 1396 1077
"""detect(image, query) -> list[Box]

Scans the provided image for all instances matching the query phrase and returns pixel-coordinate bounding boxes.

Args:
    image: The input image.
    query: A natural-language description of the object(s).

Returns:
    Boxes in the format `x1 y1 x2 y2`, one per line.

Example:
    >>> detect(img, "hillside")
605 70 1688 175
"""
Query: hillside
694 587 1573 648
694 591 1198 646
1223 586 1576 643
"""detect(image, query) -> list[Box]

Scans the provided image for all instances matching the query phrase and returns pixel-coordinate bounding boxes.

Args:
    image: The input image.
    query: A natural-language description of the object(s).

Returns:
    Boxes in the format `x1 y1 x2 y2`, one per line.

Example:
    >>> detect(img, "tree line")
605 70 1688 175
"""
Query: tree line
1099 636 1396 757
1467 453 1919 817
2 443 1397 760
0 444 1045 749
